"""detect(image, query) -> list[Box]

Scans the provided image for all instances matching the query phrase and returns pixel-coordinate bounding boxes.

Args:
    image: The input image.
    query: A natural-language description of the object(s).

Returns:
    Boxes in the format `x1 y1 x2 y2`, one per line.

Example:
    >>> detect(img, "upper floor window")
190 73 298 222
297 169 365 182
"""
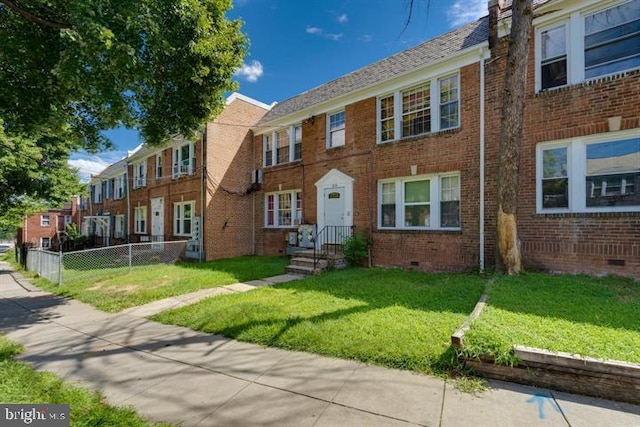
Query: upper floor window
173 142 195 178
536 0 640 91
156 153 163 179
378 173 461 230
41 215 50 227
263 125 302 167
378 74 460 143
91 184 102 203
537 131 640 213
265 190 302 227
327 111 346 148
133 162 146 188
114 173 126 199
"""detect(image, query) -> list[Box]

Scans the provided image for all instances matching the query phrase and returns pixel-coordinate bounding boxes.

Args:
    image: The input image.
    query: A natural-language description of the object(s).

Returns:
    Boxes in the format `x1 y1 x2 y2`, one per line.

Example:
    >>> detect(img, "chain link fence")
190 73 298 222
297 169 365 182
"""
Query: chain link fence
24 241 188 286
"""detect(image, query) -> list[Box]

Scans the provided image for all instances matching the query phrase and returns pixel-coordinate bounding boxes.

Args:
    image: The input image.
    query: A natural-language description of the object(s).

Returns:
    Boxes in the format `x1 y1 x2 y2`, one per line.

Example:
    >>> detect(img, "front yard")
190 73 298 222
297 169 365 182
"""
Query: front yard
31 256 288 312
153 268 486 375
461 273 640 365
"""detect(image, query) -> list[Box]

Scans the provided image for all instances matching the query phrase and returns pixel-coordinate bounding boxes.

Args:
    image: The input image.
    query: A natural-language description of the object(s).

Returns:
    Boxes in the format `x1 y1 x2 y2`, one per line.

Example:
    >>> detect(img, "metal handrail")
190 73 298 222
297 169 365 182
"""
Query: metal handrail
313 225 354 269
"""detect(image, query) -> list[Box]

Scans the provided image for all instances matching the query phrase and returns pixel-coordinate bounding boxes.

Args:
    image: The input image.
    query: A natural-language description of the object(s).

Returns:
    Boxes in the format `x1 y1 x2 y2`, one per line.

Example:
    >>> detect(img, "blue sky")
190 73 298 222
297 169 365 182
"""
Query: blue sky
70 0 488 180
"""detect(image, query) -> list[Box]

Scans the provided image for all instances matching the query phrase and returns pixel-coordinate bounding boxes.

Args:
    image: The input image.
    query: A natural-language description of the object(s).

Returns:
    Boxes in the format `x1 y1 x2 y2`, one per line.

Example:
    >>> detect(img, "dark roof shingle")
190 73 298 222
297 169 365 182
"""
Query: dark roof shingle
259 16 489 126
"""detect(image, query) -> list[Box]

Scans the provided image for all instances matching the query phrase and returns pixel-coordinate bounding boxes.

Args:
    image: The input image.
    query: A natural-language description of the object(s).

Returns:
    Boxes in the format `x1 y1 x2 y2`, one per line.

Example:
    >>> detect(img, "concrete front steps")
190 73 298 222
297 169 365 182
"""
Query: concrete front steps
285 248 346 276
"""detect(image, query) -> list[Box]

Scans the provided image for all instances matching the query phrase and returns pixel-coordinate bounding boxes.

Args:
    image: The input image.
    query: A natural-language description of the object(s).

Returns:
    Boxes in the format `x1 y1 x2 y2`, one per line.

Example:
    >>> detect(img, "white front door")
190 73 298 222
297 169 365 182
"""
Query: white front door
324 187 345 226
151 197 164 241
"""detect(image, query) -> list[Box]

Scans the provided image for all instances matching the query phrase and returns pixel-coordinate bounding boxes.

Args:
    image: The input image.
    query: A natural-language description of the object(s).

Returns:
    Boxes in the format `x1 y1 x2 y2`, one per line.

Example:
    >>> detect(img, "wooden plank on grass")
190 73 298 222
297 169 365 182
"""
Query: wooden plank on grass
514 346 640 380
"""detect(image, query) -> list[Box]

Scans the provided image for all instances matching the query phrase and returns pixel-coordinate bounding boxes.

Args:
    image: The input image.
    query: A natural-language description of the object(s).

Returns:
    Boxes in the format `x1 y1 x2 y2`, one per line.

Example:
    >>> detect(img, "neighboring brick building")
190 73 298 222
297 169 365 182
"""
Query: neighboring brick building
484 0 640 276
80 93 271 260
17 199 80 249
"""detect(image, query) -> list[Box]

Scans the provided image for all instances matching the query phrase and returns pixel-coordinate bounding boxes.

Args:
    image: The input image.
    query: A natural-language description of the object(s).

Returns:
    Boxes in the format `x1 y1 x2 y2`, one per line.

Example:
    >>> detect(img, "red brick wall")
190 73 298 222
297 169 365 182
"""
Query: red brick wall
485 3 640 277
204 98 269 260
256 63 483 272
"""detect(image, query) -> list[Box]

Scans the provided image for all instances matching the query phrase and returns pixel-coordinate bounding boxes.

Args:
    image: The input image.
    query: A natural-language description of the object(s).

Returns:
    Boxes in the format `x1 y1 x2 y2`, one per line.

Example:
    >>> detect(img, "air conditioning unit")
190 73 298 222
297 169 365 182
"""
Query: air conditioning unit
251 169 263 184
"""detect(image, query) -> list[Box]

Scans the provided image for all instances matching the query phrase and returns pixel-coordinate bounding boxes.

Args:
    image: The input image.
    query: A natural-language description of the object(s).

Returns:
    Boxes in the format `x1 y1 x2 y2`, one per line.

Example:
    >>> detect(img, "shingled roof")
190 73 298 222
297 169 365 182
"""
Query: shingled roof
258 16 489 126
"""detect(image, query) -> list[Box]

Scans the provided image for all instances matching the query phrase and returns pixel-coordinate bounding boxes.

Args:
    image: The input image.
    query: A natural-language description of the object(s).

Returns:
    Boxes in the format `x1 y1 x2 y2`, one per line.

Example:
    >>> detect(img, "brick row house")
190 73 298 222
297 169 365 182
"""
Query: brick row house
52 0 638 277
16 199 81 249
252 0 639 277
79 93 272 260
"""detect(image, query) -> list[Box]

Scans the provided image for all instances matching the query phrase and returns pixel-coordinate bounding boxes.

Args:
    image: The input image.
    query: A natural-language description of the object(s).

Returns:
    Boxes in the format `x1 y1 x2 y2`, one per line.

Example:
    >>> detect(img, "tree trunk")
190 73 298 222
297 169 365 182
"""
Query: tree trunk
496 0 533 275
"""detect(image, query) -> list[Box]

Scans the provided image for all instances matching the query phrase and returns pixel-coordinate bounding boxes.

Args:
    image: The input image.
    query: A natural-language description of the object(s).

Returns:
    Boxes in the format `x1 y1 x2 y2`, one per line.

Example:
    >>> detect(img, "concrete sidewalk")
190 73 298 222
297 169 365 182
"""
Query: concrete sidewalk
1 262 639 426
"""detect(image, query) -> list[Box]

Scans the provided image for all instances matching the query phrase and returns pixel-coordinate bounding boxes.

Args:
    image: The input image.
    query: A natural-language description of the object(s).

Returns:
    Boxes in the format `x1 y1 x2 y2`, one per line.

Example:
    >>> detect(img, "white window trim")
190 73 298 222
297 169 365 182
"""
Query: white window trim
114 174 126 199
41 237 50 248
535 0 640 92
326 110 346 149
264 190 302 228
40 215 51 227
263 125 303 167
377 172 461 231
134 206 147 234
172 143 195 178
173 201 195 236
377 73 460 144
133 162 147 189
156 153 163 179
114 214 125 238
536 129 640 214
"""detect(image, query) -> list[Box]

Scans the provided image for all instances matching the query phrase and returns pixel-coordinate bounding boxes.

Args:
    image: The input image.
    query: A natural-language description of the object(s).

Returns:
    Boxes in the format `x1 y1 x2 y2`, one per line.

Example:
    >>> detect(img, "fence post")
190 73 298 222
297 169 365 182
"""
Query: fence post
128 243 132 273
58 249 63 285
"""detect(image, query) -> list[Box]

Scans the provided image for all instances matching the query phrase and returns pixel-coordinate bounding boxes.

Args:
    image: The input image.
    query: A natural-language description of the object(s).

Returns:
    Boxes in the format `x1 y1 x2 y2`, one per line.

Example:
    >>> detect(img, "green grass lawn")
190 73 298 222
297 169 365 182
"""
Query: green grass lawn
153 268 487 375
36 256 288 312
462 273 640 365
0 336 168 427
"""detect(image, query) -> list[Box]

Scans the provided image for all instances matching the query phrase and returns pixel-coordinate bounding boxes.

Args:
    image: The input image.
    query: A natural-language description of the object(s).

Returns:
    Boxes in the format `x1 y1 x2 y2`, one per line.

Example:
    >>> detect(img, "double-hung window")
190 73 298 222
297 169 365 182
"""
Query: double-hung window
536 0 640 91
114 215 125 238
263 125 302 167
537 131 640 213
174 201 194 236
41 215 51 227
378 173 461 230
134 206 147 234
133 162 146 188
265 190 302 227
91 184 102 203
156 153 163 179
276 129 290 164
378 74 459 143
173 142 195 177
115 174 126 199
327 111 346 148
41 237 50 248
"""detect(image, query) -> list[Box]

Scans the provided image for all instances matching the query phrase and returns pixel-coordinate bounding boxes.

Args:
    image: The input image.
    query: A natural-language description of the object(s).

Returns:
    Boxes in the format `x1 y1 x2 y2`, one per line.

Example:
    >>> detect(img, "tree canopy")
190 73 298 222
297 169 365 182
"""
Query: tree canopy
0 0 246 216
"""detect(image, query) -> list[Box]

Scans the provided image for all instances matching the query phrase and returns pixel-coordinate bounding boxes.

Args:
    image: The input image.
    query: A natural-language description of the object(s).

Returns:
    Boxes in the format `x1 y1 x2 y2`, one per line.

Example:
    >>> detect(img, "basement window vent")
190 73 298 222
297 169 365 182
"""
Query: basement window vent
607 259 625 267
410 261 419 266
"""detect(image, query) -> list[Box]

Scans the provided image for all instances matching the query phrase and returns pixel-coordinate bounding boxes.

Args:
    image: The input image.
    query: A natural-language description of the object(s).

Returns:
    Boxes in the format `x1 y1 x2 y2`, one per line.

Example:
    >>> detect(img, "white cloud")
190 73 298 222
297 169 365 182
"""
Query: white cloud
234 60 264 83
446 0 487 28
306 26 343 41
68 157 110 182
358 34 373 43
336 13 348 24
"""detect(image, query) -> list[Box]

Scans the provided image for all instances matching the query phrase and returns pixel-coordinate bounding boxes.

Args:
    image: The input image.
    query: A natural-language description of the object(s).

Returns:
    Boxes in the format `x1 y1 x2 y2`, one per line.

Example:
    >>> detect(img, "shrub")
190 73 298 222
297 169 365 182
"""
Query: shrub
343 235 371 266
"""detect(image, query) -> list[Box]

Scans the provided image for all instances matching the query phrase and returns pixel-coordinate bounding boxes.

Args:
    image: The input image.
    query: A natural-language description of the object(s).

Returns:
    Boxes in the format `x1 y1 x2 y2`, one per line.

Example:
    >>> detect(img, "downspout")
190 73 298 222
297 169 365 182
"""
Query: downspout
200 128 206 261
479 48 486 273
126 165 131 242
252 129 256 255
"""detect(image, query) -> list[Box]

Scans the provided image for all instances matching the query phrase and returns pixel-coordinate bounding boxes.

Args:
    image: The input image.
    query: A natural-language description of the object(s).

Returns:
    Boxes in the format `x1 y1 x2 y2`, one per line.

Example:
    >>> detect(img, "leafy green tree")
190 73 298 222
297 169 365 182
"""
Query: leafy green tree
0 0 245 213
